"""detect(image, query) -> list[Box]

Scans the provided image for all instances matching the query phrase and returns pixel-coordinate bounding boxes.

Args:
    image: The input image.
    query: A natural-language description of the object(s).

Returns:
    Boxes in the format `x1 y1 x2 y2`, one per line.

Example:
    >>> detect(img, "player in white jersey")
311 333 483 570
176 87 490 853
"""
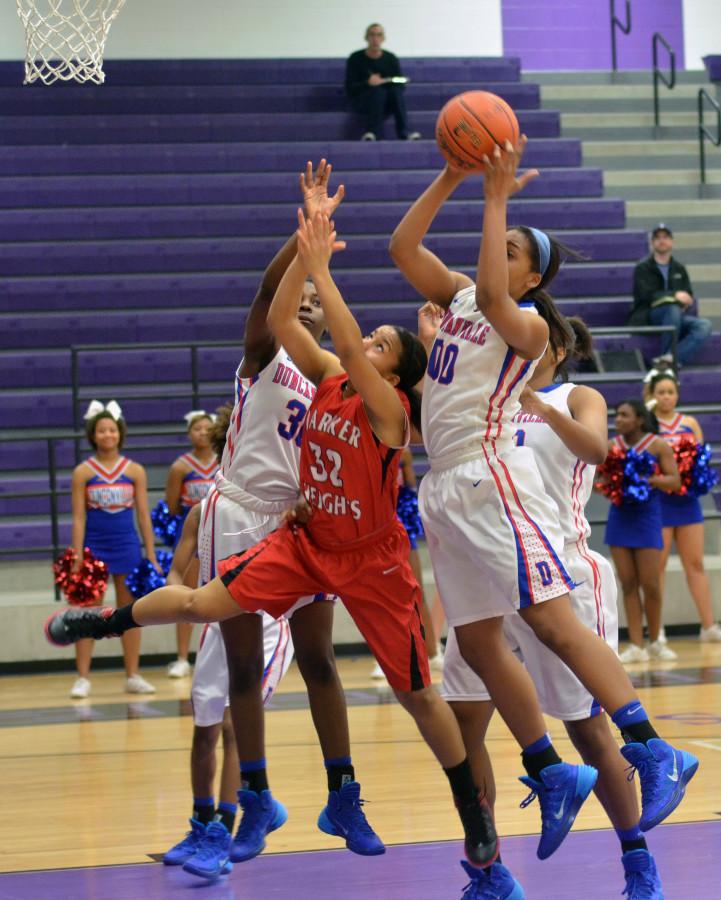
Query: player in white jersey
162 407 294 877
389 137 698 887
441 312 664 898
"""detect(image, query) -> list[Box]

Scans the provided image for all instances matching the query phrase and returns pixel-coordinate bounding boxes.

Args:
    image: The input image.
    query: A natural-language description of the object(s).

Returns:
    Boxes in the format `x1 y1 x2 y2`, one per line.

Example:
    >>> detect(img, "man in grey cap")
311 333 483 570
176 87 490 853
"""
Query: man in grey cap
629 224 711 368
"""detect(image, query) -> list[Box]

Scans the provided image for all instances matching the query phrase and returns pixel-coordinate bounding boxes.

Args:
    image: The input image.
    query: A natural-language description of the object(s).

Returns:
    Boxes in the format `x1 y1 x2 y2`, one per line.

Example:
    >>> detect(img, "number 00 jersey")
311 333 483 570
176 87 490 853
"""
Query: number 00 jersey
220 347 316 504
300 373 409 548
422 285 542 468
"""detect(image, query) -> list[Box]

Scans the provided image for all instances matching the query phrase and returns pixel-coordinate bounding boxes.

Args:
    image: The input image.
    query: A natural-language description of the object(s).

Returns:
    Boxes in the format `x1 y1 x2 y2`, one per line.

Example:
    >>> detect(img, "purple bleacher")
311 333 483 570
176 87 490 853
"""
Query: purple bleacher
0 198 627 249
0 139 582 177
1 54 717 544
583 371 721 407
0 82 541 116
0 227 645 284
0 109 560 145
0 57 524 87
702 55 721 81
0 167 602 212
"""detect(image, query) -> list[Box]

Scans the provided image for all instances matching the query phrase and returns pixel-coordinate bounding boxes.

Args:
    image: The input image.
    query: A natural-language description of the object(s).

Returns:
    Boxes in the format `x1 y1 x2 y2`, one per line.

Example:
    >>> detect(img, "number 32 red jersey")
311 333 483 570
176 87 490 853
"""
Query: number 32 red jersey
300 373 409 548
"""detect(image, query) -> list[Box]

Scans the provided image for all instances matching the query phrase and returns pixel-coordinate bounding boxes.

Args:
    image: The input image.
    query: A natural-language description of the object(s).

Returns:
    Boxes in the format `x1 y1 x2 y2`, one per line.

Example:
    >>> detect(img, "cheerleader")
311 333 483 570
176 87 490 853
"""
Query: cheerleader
68 401 159 698
165 411 219 678
603 399 681 661
648 371 721 642
388 137 698 863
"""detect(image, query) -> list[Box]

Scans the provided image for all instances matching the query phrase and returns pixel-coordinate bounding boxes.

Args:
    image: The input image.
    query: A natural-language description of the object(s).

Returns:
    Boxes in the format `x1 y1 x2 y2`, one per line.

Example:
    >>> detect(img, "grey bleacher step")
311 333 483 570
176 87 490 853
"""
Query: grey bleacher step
607 184 721 200
564 125 712 140
604 169 721 186
524 70 712 86
541 83 713 102
548 96 714 113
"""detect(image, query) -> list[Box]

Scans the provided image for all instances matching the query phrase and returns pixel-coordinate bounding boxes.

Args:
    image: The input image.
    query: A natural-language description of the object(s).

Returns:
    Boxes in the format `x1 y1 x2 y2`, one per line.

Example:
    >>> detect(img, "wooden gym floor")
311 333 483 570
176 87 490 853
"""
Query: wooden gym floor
1 639 720 897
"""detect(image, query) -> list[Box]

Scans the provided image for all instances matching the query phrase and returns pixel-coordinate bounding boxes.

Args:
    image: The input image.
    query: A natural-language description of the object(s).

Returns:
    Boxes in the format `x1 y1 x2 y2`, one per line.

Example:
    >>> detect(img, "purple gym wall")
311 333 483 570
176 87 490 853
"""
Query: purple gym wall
501 0 685 70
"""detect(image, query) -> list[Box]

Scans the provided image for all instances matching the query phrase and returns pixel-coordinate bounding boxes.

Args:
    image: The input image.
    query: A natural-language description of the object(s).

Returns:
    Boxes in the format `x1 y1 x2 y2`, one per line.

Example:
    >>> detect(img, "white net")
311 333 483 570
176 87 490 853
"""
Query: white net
16 0 126 85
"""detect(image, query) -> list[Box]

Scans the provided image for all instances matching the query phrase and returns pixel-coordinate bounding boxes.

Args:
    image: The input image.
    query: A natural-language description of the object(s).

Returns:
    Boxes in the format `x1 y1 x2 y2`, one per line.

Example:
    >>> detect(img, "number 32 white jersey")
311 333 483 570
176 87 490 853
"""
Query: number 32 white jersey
219 346 316 504
422 285 543 468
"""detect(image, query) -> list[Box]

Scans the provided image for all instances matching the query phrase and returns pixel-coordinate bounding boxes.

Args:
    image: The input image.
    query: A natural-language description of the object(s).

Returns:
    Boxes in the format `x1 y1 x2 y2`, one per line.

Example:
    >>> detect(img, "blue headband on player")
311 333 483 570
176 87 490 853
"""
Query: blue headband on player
528 227 551 277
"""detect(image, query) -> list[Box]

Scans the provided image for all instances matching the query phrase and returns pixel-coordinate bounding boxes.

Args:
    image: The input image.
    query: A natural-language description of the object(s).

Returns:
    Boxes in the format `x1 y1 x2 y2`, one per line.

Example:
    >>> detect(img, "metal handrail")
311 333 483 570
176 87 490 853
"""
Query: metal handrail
610 0 632 72
698 88 721 185
652 32 676 129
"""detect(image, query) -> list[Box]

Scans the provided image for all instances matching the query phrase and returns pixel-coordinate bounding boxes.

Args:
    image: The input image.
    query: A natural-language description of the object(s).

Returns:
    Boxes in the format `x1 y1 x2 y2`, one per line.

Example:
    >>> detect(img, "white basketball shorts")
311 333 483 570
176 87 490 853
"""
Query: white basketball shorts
419 445 575 626
441 548 619 721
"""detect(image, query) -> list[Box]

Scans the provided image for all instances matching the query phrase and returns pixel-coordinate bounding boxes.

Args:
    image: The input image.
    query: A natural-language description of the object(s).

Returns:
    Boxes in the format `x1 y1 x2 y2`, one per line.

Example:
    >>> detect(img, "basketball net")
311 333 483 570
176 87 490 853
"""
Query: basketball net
16 0 126 85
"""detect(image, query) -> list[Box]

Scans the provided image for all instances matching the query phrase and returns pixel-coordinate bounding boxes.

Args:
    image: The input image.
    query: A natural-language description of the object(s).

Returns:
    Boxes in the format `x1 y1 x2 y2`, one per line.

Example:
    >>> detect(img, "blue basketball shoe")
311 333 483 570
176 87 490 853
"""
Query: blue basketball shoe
460 860 525 899
622 849 664 899
317 781 385 855
620 739 699 831
519 762 598 859
182 821 232 880
162 818 206 866
230 789 287 862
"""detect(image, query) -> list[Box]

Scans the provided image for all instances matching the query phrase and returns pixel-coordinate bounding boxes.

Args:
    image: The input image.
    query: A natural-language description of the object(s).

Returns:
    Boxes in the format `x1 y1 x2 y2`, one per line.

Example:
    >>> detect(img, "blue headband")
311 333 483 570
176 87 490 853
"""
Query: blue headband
528 227 551 277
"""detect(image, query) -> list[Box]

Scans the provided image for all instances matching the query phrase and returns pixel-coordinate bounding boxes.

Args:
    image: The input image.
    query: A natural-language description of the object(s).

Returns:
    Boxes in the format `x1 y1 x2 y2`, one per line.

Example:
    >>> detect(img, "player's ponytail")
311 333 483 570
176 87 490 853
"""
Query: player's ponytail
210 403 233 458
392 326 427 434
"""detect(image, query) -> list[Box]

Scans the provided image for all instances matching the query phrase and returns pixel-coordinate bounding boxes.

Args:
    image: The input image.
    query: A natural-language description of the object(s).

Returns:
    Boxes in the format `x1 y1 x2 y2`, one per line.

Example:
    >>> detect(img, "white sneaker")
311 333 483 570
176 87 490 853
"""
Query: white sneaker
125 674 156 694
619 644 650 663
700 623 721 642
656 626 668 645
370 661 386 680
648 640 678 661
361 132 376 141
167 658 191 678
70 676 91 699
406 131 422 141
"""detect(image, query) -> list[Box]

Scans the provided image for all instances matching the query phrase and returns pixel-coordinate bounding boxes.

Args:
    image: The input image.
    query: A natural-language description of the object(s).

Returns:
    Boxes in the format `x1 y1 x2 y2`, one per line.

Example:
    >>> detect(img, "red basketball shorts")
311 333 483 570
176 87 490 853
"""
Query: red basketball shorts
218 520 430 692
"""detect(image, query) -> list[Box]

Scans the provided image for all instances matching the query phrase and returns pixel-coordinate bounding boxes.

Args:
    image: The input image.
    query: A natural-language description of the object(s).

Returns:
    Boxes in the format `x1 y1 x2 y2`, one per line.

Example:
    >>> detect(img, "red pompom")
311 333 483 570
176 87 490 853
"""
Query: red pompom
53 547 108 607
669 435 697 497
595 444 626 506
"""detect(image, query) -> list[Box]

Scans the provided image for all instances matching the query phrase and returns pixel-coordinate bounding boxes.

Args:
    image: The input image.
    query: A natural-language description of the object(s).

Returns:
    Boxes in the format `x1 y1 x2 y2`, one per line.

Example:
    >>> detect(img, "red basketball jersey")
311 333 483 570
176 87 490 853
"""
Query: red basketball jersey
300 373 409 547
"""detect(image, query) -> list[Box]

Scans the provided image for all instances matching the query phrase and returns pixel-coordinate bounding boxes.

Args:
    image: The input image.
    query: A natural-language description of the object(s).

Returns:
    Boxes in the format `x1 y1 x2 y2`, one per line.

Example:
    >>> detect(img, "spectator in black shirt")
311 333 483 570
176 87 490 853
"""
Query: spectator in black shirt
345 23 420 141
629 224 711 368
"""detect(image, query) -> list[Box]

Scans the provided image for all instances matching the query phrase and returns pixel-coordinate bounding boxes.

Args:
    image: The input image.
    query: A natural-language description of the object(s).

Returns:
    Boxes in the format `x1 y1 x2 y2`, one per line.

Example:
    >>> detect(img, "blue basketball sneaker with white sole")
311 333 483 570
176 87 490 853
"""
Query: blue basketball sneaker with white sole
460 860 525 899
519 762 598 859
620 739 698 831
230 789 287 862
182 821 232 880
317 781 385 855
163 818 206 866
622 849 664 899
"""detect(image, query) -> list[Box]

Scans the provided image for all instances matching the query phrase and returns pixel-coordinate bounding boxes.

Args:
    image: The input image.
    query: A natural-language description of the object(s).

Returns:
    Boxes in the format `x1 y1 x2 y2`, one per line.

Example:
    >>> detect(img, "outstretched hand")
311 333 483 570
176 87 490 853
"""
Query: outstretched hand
481 135 539 201
301 159 345 219
296 209 346 276
417 301 444 346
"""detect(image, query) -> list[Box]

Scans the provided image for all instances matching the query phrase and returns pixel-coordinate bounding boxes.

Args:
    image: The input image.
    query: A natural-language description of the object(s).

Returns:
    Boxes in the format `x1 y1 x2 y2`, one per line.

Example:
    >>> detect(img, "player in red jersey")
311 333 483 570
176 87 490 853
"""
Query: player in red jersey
47 209 498 869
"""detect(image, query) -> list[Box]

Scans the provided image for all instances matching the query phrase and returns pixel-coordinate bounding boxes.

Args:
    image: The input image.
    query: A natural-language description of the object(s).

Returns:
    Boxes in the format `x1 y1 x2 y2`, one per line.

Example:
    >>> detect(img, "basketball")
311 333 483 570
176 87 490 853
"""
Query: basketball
436 90 520 172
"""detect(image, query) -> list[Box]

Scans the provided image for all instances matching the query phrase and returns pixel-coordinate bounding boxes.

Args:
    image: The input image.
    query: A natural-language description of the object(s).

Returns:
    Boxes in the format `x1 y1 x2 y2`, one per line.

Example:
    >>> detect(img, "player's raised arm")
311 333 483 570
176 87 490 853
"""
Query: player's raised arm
243 160 345 374
299 212 410 447
389 166 472 307
475 137 546 359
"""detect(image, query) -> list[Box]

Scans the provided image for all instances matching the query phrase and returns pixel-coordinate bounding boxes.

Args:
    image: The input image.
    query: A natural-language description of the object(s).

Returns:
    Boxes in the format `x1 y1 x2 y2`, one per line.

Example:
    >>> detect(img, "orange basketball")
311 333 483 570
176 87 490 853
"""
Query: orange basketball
436 91 520 172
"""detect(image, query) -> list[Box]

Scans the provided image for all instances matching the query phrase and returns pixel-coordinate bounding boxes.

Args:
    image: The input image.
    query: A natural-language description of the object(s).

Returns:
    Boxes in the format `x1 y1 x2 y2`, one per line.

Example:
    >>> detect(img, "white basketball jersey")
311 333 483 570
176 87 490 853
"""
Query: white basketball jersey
510 382 593 548
422 285 542 467
219 346 316 504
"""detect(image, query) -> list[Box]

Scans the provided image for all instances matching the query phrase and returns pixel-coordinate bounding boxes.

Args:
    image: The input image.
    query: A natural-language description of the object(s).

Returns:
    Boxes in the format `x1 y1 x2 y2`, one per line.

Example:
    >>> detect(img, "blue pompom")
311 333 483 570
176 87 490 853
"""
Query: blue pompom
125 551 174 600
688 443 719 499
621 449 656 505
151 500 185 548
397 485 424 549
